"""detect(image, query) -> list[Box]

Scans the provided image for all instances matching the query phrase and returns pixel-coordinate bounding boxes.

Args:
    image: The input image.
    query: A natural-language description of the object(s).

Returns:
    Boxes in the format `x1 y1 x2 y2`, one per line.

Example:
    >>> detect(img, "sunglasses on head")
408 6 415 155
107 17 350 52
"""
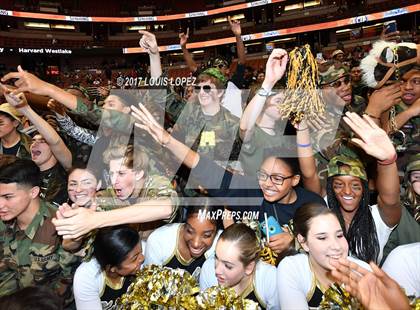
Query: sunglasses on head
194 85 213 93
329 75 351 88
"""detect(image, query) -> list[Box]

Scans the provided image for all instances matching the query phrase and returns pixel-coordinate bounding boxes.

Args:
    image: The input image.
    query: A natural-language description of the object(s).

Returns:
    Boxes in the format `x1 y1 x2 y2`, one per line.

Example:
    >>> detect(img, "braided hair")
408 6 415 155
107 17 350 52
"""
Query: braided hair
326 177 379 262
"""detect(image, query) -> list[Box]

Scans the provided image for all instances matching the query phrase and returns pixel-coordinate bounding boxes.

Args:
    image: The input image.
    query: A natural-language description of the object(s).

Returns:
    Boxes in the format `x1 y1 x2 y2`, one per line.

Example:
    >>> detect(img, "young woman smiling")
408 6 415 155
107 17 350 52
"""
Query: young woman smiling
144 204 221 279
200 223 279 309
277 203 370 309
297 112 401 263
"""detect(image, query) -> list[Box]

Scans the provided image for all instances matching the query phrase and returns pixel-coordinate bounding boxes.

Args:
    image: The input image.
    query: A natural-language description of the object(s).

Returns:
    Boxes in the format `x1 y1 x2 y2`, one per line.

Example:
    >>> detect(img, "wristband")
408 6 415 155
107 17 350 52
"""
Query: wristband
297 142 312 148
364 113 381 120
377 153 397 165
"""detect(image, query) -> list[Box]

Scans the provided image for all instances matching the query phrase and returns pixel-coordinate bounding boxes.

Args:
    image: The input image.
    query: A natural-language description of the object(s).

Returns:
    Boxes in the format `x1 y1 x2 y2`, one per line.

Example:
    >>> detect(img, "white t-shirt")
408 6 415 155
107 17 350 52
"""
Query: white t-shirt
277 253 370 310
144 223 220 269
382 242 420 297
370 204 396 262
199 256 279 309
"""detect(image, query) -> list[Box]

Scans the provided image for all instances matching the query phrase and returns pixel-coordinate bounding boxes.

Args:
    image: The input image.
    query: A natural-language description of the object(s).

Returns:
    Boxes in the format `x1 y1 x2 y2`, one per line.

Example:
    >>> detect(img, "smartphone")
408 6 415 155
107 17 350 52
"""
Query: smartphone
384 20 397 34
316 52 323 60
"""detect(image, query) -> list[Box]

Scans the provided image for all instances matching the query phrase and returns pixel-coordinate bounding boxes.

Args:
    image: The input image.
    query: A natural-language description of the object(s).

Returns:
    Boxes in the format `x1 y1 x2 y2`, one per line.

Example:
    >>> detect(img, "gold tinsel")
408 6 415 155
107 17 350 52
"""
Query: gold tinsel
119 265 199 309
196 286 260 310
319 283 363 310
278 44 324 126
119 265 261 309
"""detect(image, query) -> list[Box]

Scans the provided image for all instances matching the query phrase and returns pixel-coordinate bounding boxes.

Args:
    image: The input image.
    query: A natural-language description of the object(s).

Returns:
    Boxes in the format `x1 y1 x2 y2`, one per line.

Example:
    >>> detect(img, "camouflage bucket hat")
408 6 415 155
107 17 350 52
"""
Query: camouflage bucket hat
319 65 349 85
201 67 228 86
328 155 367 181
406 153 420 173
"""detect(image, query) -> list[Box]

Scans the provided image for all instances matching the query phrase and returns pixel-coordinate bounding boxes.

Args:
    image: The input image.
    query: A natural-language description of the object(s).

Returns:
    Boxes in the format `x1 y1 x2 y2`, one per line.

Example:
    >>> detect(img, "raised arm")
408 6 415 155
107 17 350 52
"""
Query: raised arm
131 103 200 169
228 16 245 65
139 30 162 78
295 120 322 195
3 88 72 170
179 28 198 73
343 112 401 227
1 66 78 110
240 48 288 142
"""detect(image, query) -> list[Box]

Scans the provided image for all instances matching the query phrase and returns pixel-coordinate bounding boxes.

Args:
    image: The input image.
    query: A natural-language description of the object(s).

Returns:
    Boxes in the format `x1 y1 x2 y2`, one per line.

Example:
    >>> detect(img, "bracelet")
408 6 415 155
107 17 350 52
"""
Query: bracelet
296 127 309 131
377 153 397 165
297 142 312 148
364 113 381 120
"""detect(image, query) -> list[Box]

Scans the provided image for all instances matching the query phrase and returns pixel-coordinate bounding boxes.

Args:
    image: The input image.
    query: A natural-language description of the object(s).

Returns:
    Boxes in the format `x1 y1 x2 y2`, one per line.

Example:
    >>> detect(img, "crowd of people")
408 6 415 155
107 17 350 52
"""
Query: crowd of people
0 17 419 310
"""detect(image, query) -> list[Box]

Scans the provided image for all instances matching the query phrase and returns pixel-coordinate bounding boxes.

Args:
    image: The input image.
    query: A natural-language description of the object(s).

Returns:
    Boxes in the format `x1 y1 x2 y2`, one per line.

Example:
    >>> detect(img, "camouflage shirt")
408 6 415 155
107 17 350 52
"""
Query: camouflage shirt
172 103 241 162
0 200 79 302
39 163 68 205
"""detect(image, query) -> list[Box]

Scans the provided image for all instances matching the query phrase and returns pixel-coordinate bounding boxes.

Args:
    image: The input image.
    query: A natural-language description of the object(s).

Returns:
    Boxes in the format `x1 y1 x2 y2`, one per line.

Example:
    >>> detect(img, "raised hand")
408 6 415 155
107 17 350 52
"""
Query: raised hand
330 258 410 310
367 83 402 117
2 84 28 109
343 112 396 161
380 27 400 42
263 48 288 89
179 27 189 48
47 98 67 116
131 103 171 146
53 204 97 239
138 30 159 55
228 16 241 37
1 65 51 96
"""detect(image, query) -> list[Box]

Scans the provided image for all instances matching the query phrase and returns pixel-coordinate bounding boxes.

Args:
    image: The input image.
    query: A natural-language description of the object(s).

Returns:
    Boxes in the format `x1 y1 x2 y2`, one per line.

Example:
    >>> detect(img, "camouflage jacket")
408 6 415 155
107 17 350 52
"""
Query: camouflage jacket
0 132 32 160
395 102 420 152
96 174 179 222
0 200 79 302
172 103 241 162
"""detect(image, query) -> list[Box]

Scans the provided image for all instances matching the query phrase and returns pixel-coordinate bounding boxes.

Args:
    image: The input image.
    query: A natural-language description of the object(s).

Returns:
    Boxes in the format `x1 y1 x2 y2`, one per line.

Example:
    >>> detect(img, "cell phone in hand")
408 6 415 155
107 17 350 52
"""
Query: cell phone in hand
384 20 397 34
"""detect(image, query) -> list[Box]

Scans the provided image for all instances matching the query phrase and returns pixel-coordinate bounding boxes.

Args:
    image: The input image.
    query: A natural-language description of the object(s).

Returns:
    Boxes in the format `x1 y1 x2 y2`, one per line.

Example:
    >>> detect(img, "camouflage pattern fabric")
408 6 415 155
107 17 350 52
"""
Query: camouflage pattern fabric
0 201 80 304
172 103 241 162
328 154 367 181
39 163 68 205
319 65 349 85
406 153 420 173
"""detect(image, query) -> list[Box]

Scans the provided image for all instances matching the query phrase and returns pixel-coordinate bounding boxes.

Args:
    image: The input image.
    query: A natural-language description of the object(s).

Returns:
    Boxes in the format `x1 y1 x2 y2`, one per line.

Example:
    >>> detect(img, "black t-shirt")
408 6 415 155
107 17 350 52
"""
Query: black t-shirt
1 141 21 156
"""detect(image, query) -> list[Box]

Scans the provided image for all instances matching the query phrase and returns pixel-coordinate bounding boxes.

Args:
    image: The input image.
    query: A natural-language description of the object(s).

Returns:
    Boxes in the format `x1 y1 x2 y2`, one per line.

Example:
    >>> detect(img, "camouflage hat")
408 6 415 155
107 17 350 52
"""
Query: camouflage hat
319 65 349 85
327 155 367 181
0 103 23 124
201 67 228 86
212 57 229 68
406 153 420 173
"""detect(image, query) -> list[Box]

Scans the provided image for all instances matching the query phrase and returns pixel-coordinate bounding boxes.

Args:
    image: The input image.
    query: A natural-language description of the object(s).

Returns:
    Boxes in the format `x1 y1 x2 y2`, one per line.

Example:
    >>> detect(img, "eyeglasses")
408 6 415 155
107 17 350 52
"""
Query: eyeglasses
217 64 228 69
194 85 213 93
329 76 351 88
256 170 294 185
